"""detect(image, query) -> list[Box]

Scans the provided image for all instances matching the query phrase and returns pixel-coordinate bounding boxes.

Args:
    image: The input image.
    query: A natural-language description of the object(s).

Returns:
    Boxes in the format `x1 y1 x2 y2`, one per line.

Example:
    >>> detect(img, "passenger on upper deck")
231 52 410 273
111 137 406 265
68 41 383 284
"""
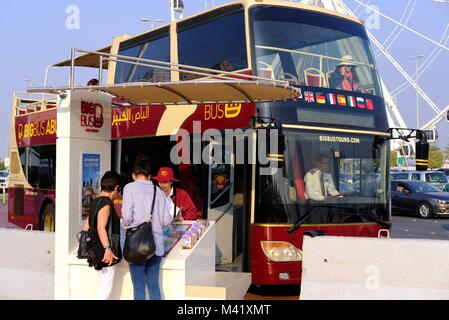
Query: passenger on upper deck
329 55 360 92
212 59 236 72
87 78 99 86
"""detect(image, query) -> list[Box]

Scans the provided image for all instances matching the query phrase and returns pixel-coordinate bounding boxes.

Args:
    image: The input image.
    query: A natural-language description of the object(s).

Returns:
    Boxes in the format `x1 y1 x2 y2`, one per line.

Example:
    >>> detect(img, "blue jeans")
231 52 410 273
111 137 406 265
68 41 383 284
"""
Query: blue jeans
128 255 163 300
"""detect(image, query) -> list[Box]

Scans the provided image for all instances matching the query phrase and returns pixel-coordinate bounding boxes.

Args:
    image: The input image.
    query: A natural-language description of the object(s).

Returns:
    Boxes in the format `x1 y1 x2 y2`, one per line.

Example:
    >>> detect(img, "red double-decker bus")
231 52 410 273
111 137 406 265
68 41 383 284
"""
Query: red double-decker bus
8 93 57 231
110 0 392 285
11 0 408 285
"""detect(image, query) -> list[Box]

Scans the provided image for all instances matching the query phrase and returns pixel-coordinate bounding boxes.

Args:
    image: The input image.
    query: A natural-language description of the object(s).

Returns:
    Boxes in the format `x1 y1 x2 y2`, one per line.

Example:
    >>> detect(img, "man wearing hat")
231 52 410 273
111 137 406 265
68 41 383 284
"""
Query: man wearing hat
329 55 359 92
152 167 199 221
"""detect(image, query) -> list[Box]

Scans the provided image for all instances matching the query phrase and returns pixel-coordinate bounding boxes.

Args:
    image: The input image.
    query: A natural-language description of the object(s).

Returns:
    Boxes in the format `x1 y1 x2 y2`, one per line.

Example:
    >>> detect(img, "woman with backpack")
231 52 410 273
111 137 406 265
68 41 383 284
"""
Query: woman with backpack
122 156 174 300
82 171 122 300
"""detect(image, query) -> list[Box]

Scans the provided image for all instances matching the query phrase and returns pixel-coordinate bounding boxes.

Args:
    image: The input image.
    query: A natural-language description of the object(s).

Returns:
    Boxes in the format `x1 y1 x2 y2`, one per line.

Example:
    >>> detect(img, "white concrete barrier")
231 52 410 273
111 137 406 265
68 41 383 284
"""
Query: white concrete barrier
0 221 249 300
300 236 449 300
0 229 54 300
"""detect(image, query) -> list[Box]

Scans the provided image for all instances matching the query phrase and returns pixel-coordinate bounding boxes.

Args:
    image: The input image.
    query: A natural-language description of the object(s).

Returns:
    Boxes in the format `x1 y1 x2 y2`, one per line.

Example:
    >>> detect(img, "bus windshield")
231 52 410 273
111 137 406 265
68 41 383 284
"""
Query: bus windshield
251 6 382 96
256 131 390 224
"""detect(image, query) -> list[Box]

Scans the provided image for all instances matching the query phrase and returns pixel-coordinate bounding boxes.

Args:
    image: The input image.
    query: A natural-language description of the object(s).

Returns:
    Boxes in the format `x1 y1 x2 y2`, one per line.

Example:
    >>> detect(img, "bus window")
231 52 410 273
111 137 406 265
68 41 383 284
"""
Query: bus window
177 10 247 80
256 131 389 224
251 6 382 96
115 30 170 84
27 145 56 189
19 147 27 177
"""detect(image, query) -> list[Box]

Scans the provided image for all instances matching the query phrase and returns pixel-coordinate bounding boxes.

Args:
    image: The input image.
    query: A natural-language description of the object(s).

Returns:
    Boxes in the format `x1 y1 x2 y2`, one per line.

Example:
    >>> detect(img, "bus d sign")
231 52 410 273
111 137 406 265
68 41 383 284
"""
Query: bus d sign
80 101 104 132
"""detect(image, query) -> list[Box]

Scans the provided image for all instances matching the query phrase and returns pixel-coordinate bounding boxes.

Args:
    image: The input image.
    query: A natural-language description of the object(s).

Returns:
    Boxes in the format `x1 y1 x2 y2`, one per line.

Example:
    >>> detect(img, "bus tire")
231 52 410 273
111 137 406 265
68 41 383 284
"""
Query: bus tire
40 204 55 232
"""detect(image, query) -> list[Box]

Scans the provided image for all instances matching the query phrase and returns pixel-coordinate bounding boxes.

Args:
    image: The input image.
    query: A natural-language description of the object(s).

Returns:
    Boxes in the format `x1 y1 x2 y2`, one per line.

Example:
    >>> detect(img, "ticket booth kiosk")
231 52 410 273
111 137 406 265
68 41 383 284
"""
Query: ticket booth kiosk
28 56 299 299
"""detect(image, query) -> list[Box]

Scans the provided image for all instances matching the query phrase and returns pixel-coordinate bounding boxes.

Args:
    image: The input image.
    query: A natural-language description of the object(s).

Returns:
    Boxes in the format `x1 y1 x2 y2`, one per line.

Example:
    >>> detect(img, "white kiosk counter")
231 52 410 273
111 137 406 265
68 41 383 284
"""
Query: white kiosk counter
161 221 251 300
68 221 251 300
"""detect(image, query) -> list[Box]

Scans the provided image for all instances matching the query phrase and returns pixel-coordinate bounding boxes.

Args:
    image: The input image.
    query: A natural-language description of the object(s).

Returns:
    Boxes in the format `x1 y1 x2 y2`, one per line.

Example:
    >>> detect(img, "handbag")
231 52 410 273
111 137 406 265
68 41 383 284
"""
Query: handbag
77 199 103 260
77 230 93 259
123 185 157 264
77 198 122 269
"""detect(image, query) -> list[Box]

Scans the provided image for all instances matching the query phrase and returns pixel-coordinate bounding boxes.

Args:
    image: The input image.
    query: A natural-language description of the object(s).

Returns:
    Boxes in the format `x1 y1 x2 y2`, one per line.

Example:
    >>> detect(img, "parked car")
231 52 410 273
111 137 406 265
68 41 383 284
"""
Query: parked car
437 168 449 177
391 180 449 219
390 170 449 191
0 171 8 191
390 172 410 180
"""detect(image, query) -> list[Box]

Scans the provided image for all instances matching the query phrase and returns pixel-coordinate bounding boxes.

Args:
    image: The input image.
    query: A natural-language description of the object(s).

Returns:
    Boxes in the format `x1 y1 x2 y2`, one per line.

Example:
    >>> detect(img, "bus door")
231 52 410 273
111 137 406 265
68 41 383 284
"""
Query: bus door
206 142 235 265
23 147 38 227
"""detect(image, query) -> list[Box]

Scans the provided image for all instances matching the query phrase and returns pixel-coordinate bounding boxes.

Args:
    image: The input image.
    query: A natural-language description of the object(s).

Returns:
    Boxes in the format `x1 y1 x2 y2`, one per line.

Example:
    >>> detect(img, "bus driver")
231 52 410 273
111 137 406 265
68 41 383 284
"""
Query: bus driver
304 154 343 202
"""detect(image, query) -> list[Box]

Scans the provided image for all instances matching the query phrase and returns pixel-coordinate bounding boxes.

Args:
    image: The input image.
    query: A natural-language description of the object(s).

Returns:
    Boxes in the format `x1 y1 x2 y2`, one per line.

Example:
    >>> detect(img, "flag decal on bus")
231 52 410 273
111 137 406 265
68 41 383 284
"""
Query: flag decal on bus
366 98 374 110
347 96 356 108
337 94 346 106
304 91 315 103
300 88 375 112
357 97 365 109
327 93 336 105
316 93 326 104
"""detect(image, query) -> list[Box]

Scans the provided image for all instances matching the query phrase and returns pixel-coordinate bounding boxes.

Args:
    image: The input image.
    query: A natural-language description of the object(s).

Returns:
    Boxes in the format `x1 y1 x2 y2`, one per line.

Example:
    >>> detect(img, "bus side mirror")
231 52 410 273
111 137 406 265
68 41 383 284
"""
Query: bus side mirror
415 131 429 171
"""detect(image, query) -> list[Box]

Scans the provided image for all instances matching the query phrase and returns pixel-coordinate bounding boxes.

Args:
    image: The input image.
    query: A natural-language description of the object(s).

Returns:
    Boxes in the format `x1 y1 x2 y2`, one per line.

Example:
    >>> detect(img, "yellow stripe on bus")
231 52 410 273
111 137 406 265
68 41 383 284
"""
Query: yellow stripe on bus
267 157 284 162
267 154 284 158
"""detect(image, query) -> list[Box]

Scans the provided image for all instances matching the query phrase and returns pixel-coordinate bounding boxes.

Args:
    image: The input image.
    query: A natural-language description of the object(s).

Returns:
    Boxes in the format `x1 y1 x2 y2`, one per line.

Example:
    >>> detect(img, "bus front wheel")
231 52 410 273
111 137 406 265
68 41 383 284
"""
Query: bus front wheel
40 204 55 232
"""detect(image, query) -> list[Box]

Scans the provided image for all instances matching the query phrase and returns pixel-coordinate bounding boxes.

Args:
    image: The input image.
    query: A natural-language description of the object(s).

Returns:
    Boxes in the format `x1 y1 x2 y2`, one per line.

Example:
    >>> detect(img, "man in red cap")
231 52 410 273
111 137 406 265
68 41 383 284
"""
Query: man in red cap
152 167 198 221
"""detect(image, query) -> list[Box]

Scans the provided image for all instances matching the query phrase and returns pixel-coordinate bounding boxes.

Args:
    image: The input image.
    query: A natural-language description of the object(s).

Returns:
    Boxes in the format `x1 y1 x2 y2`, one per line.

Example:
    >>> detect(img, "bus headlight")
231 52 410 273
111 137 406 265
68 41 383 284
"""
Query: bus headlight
261 241 302 262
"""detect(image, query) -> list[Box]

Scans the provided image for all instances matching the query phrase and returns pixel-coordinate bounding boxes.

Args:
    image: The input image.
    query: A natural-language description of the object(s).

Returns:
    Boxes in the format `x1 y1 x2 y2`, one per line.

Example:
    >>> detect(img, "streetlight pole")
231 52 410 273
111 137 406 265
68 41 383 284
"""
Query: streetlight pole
171 0 184 22
24 79 39 87
410 55 424 129
204 0 215 9
140 18 164 30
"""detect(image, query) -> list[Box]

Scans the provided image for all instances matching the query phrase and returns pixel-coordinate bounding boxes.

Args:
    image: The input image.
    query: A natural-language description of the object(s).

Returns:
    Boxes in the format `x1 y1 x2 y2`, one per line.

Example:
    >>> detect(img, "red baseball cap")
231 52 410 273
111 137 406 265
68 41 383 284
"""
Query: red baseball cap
152 167 179 182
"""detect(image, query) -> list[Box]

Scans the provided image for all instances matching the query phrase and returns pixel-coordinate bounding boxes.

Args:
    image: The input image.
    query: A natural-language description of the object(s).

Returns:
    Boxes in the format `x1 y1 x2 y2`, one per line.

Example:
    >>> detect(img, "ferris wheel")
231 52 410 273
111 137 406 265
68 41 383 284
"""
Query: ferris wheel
183 0 448 164
180 0 448 143
290 0 449 163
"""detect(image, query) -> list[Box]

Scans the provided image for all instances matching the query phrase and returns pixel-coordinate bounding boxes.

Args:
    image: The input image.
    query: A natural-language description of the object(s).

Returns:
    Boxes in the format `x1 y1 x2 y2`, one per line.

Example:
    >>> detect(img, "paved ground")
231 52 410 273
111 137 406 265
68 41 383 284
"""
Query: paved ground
0 197 17 229
246 214 449 299
392 214 449 240
2 200 448 299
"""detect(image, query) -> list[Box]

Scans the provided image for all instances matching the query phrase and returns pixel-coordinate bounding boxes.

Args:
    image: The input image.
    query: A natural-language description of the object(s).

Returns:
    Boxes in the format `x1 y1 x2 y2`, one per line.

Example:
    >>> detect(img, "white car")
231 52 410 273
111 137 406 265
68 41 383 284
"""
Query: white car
391 170 449 191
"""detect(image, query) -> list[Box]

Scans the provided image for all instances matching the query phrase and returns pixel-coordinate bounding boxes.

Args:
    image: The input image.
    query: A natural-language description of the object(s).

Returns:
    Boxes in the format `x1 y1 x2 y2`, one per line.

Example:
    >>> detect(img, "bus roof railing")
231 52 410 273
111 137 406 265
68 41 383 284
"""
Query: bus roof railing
13 91 57 116
53 46 111 68
29 48 302 105
70 48 294 86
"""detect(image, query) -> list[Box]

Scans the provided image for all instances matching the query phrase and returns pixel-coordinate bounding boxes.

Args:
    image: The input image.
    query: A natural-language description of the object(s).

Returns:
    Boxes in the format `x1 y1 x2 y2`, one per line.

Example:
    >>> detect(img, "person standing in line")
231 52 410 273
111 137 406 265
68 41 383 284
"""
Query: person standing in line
82 171 122 300
121 156 174 300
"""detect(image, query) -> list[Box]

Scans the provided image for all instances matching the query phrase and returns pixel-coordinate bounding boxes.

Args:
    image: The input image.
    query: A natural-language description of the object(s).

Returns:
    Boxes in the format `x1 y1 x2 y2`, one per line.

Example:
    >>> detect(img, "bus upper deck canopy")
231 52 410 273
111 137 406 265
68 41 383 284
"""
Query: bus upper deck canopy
28 80 299 105
53 46 112 69
29 48 301 105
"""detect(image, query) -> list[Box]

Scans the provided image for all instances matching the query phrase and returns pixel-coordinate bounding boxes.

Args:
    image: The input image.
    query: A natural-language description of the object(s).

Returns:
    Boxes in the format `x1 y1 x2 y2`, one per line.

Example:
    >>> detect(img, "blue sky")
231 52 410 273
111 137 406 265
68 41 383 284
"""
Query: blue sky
0 0 448 159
